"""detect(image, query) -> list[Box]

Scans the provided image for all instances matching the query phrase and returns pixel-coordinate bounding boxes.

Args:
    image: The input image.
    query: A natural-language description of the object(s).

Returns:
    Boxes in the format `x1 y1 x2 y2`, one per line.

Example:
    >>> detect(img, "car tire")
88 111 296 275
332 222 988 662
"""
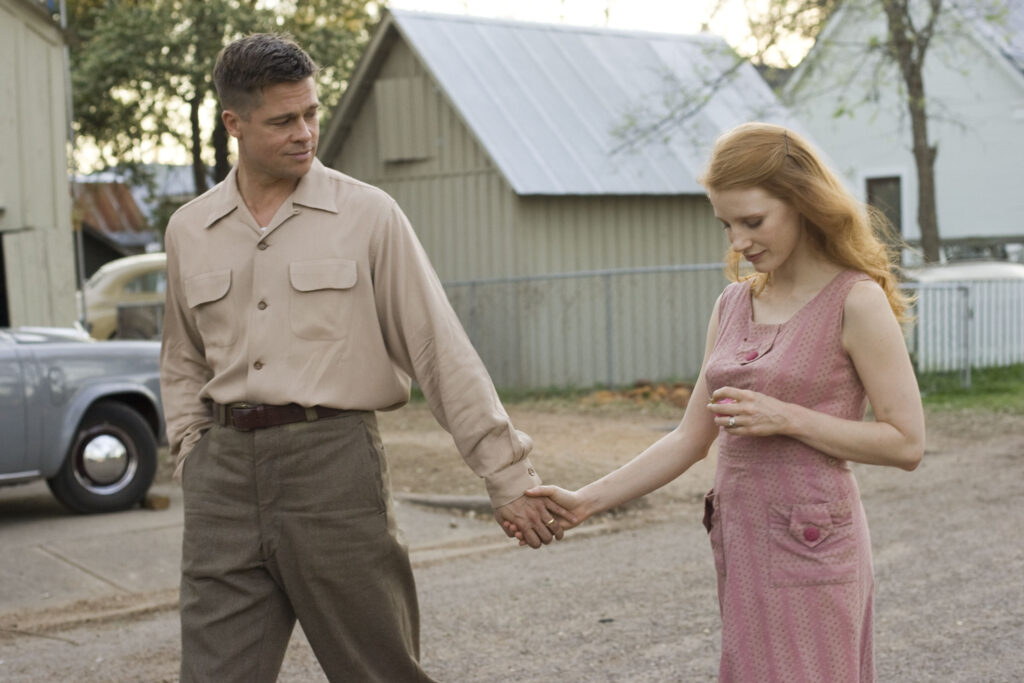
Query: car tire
47 401 157 514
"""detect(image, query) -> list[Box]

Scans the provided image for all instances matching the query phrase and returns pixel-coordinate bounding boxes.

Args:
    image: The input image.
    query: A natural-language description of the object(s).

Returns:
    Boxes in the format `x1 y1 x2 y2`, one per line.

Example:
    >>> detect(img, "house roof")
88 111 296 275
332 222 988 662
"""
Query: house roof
974 1 1024 76
75 182 154 250
321 10 803 196
786 2 1024 96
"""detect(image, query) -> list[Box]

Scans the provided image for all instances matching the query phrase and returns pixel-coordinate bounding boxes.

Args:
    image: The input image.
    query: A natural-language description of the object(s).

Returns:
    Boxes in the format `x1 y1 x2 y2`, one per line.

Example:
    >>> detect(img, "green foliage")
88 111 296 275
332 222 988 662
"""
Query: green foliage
274 0 378 127
68 0 377 186
918 364 1024 414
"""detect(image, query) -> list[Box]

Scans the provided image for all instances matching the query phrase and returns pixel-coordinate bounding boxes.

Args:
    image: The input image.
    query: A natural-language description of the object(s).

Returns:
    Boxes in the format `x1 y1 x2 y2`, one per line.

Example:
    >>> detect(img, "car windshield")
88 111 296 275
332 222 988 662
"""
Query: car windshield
124 270 167 294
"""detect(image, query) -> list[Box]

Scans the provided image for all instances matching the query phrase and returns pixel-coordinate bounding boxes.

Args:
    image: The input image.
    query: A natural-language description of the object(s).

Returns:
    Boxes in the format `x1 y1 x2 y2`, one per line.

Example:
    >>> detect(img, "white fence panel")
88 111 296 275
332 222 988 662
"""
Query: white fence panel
906 280 1024 378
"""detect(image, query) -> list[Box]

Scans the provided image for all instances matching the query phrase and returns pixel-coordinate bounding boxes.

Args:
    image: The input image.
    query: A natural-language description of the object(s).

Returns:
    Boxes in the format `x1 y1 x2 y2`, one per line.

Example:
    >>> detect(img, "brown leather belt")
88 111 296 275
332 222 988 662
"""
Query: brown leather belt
214 403 351 431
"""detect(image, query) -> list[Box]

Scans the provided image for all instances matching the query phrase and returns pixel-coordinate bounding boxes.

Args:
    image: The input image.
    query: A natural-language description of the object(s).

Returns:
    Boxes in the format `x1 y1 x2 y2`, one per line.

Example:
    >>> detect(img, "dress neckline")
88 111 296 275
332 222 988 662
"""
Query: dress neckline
746 270 852 328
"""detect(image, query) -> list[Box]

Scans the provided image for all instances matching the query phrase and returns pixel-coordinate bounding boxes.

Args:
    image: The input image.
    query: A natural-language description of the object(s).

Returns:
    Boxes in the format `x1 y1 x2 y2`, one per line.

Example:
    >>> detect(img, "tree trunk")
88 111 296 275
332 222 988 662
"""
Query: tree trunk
881 0 943 263
189 93 207 195
908 83 941 263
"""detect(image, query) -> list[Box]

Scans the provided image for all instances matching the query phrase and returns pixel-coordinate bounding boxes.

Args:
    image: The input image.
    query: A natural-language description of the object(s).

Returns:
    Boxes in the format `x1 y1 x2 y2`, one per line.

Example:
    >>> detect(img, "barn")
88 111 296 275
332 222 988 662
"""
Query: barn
320 10 804 389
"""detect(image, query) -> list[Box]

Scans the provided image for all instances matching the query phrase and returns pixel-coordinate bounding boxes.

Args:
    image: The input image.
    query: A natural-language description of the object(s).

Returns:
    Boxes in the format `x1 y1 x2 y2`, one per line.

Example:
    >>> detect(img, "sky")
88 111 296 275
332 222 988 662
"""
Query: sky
386 0 755 46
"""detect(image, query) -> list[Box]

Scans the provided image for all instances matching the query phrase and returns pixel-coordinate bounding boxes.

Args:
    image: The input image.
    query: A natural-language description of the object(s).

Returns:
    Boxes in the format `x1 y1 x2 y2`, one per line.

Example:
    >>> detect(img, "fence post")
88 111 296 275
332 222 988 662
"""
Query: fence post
960 285 972 389
604 273 614 389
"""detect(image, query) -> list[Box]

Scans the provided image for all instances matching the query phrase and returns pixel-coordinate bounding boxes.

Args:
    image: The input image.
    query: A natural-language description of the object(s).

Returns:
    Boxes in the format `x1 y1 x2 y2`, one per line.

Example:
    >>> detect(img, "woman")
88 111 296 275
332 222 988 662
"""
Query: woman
515 122 925 682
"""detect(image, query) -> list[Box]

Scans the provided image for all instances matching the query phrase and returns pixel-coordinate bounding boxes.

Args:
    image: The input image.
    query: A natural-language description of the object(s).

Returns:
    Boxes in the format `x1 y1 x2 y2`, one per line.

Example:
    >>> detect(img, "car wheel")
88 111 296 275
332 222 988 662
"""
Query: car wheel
47 401 157 514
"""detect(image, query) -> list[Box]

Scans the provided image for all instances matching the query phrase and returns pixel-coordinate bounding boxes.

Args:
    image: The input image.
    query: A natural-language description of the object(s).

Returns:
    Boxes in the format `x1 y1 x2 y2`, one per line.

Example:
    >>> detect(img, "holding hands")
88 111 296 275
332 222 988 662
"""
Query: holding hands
501 387 792 547
502 486 589 546
494 493 577 549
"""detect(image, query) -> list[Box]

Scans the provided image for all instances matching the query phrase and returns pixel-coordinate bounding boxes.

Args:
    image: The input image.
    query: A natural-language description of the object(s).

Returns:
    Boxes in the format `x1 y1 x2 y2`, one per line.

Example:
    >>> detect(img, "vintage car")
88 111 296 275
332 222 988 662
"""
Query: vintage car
79 252 167 340
0 326 163 513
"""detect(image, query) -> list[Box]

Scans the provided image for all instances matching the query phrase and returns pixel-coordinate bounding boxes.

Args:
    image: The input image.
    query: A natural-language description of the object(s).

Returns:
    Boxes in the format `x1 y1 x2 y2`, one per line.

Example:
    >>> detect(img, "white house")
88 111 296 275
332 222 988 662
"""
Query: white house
783 1 1024 262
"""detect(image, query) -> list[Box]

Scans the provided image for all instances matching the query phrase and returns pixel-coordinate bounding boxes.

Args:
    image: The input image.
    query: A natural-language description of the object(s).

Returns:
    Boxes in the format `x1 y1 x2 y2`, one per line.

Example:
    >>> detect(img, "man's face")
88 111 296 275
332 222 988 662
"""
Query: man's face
223 77 319 185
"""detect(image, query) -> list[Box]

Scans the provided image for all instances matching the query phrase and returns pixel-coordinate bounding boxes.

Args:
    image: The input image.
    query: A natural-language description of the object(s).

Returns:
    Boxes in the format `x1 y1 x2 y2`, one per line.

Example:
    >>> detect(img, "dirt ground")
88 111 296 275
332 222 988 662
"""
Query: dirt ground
2 396 1022 681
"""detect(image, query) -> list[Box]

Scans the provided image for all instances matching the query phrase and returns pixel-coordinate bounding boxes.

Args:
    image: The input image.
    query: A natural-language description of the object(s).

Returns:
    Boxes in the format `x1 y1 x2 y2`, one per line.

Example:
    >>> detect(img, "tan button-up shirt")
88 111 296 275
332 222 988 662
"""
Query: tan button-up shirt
160 159 540 507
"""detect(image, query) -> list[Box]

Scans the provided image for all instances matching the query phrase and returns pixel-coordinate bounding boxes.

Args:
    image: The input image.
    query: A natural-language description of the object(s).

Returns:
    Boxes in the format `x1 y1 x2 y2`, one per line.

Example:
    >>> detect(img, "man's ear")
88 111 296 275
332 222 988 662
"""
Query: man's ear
222 108 244 139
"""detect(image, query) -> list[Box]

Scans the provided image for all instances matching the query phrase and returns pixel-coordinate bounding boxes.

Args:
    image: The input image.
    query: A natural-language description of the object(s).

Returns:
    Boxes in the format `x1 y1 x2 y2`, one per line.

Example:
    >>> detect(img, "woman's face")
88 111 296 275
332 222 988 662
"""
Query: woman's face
707 186 804 274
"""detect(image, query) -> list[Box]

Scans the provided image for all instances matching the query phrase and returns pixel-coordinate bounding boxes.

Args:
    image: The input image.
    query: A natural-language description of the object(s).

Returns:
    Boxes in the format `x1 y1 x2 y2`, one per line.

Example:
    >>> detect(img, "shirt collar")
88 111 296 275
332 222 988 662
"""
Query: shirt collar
202 166 241 229
202 158 337 229
291 159 338 214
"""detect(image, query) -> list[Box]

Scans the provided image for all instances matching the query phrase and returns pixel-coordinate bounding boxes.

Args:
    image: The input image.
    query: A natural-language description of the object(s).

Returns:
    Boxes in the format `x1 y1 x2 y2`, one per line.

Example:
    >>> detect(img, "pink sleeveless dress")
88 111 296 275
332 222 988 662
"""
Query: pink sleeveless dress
702 270 876 683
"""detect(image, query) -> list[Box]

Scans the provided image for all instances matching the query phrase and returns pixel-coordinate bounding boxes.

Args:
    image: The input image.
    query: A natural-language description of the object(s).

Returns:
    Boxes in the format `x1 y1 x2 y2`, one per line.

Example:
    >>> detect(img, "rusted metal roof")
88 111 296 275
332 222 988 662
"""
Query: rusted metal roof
75 182 152 246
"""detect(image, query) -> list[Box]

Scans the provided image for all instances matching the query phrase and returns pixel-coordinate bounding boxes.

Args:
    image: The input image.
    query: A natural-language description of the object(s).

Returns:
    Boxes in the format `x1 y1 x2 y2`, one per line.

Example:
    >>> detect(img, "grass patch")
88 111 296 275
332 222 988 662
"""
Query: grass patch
918 364 1024 414
412 365 1024 416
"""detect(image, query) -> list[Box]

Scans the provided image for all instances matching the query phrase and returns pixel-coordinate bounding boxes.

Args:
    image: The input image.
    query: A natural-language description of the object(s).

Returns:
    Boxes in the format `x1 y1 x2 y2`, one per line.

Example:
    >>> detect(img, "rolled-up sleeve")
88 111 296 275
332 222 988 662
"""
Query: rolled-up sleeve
370 200 541 507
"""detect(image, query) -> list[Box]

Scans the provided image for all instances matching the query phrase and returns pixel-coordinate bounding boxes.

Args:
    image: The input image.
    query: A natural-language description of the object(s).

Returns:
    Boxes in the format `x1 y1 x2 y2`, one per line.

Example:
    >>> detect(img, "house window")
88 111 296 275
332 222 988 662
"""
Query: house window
374 77 434 163
866 176 902 252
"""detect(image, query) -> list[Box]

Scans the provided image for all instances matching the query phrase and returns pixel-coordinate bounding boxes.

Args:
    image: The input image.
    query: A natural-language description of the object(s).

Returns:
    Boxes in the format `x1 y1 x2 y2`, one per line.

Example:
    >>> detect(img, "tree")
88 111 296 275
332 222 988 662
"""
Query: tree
614 0 1009 264
877 0 943 262
67 0 376 211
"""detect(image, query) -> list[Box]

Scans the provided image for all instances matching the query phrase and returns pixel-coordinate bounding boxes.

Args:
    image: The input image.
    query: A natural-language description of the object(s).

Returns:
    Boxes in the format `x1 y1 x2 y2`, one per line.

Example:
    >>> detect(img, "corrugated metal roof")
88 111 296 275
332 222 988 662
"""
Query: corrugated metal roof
75 182 151 246
365 10 803 195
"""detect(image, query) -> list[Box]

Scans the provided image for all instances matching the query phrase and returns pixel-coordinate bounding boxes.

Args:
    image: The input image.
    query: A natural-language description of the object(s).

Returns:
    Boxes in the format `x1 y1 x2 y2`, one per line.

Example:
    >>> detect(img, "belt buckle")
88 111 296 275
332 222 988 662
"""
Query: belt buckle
229 402 257 430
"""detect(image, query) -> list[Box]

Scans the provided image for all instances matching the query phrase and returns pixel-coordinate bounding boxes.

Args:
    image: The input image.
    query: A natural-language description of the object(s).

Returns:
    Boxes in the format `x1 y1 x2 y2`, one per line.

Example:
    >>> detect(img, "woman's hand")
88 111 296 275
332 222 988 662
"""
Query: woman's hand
502 485 589 545
707 386 794 437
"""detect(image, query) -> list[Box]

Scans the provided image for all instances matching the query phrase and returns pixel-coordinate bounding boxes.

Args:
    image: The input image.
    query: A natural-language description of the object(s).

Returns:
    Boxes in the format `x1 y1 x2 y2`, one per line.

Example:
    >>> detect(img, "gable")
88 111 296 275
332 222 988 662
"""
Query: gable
323 10 806 196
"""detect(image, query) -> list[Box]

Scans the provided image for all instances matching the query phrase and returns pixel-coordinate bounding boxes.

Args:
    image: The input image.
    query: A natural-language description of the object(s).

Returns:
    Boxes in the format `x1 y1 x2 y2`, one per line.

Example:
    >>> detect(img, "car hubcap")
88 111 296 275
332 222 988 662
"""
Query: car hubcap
74 428 137 494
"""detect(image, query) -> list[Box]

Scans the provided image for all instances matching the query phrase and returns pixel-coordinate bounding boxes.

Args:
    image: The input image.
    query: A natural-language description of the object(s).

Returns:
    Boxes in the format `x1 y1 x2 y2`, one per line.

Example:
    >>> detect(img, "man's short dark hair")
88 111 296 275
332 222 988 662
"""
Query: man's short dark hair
213 33 318 115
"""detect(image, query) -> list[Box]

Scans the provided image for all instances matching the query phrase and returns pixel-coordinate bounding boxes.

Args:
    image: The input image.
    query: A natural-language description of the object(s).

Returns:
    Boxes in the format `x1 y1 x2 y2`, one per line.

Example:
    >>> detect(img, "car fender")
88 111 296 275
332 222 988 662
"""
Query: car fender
42 381 164 479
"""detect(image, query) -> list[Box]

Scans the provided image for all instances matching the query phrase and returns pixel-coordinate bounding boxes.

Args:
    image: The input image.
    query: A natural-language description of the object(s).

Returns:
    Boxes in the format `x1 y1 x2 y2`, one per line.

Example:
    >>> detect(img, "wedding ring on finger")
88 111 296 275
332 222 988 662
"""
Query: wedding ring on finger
727 416 737 428
544 518 556 526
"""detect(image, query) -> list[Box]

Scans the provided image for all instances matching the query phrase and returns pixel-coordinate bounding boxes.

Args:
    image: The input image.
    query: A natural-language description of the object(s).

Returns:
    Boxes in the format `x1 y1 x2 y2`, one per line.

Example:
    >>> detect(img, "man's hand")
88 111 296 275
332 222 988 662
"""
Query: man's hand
493 495 575 549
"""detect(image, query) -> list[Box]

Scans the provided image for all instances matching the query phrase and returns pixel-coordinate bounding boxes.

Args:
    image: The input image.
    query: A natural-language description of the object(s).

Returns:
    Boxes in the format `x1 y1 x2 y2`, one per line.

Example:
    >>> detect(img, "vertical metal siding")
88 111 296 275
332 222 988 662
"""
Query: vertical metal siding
327 32 733 388
0 0 76 327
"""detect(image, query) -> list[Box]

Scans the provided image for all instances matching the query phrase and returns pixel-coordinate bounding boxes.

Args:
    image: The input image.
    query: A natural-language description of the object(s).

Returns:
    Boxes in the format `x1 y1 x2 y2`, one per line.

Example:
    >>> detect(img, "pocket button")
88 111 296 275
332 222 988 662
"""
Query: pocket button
803 526 820 542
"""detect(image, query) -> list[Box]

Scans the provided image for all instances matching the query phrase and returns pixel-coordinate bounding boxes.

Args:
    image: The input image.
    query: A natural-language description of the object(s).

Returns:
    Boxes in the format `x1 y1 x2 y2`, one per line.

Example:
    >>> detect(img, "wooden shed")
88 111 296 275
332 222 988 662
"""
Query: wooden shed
320 10 803 389
0 0 76 328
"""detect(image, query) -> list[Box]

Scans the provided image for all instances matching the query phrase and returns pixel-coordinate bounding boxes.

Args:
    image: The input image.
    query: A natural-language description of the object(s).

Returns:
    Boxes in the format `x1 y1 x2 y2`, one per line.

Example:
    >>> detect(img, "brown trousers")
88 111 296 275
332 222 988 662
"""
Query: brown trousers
179 411 435 682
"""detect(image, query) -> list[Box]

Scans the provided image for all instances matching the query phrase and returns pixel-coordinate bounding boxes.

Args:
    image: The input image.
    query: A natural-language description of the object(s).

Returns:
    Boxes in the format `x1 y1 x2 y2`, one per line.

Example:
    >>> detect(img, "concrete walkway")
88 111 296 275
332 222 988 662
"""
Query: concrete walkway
0 481 511 627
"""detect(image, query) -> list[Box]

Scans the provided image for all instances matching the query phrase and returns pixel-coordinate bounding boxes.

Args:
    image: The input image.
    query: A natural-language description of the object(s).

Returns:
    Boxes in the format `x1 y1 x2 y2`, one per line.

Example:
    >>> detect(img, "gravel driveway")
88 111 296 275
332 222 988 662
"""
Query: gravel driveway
0 404 1020 681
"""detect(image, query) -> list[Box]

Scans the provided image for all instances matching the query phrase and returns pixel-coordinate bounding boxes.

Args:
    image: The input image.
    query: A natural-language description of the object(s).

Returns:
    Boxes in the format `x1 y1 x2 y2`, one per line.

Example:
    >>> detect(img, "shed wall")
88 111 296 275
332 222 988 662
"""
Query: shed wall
327 34 729 388
0 0 76 327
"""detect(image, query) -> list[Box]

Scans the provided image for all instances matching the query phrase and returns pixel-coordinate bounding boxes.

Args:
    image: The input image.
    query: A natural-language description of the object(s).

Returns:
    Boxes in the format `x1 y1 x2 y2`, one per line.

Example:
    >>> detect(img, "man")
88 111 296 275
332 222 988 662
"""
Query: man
160 33 569 682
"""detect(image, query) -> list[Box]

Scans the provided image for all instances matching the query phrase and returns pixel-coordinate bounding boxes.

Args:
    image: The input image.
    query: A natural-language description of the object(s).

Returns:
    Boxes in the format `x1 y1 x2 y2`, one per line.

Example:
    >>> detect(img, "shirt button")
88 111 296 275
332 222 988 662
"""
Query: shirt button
744 350 759 361
257 300 267 310
527 467 536 476
257 242 269 251
253 361 264 370
803 526 820 542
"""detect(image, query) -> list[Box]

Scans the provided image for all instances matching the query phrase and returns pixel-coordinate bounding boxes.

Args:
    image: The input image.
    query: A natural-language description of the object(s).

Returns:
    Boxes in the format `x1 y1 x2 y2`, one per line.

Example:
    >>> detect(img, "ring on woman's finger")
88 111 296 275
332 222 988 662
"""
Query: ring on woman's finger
727 416 737 428
544 518 556 526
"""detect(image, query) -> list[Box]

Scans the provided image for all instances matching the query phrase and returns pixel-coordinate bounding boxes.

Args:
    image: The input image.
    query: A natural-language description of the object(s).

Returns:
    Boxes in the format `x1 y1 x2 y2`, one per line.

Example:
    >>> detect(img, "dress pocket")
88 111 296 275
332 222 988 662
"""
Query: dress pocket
184 269 237 347
768 500 857 586
736 326 779 365
288 259 358 341
704 489 726 577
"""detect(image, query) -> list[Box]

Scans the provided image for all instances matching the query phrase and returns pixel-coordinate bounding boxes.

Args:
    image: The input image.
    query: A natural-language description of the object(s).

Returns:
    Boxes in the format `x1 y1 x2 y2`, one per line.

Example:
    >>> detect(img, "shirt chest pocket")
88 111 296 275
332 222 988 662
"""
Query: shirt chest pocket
184 269 237 348
288 259 358 341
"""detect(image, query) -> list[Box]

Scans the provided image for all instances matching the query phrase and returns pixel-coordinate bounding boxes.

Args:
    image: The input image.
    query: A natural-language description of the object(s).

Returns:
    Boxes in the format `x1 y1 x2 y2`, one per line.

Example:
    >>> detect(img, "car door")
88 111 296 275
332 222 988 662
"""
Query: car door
0 331 29 476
